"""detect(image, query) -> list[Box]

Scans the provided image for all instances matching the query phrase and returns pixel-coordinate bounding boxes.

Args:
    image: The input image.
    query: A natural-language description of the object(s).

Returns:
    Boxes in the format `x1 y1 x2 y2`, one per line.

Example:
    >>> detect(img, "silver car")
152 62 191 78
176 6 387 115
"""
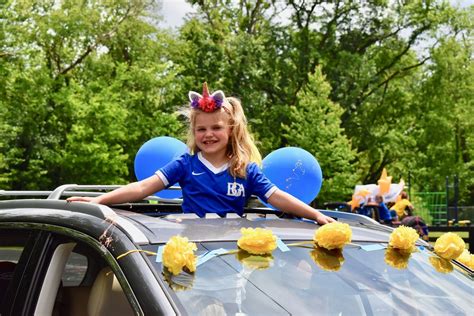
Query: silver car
0 185 472 315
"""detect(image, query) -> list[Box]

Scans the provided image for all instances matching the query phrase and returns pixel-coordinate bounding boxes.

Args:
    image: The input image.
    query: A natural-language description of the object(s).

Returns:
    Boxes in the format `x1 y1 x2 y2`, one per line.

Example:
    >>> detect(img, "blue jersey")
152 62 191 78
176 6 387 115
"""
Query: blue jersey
378 202 392 221
156 153 277 217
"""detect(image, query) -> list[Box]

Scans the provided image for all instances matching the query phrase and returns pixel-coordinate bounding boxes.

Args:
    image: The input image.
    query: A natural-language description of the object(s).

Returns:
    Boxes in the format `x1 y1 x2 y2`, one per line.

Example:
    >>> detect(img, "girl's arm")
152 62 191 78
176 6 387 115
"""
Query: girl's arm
66 175 165 205
267 189 335 225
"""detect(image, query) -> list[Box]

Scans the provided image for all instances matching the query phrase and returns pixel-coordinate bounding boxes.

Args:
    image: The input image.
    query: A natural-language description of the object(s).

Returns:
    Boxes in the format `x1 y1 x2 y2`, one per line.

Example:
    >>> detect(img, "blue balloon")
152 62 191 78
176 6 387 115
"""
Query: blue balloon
134 136 188 199
261 147 323 208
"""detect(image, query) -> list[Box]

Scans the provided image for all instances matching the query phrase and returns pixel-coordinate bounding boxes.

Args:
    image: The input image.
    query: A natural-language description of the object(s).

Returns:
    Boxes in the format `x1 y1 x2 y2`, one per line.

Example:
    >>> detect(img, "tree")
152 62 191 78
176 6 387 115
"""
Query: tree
282 68 358 203
2 0 472 205
179 0 471 202
410 33 473 203
0 0 181 189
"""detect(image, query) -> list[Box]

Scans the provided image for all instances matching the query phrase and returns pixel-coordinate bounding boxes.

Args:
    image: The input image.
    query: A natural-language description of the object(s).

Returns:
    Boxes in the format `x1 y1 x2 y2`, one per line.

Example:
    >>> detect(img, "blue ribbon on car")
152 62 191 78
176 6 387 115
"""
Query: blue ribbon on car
156 237 291 263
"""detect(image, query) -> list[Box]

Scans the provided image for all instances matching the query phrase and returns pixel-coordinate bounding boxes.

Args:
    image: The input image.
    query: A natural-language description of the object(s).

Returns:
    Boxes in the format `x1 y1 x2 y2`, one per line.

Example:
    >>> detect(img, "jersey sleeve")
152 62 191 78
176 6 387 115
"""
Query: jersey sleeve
247 163 277 202
155 154 188 188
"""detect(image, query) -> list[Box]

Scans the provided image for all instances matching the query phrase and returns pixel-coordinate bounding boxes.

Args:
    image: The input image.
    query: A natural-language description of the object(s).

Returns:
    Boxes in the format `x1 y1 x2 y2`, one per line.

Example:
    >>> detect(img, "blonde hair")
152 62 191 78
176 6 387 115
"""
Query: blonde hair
186 97 261 178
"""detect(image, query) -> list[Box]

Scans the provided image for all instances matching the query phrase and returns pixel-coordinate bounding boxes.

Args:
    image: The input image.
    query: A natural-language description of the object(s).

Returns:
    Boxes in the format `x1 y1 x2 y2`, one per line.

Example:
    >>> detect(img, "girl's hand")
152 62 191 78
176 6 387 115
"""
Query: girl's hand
315 213 335 225
66 196 97 203
268 189 337 224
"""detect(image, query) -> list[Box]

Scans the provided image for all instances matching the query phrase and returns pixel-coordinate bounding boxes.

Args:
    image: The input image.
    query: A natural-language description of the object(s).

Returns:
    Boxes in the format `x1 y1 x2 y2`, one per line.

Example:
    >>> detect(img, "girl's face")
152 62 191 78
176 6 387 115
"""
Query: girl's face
194 110 232 159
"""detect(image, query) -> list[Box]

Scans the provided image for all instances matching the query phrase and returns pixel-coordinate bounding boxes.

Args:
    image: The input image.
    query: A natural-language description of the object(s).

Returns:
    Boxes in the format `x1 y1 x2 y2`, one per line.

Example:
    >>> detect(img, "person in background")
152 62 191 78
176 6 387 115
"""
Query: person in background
390 191 413 221
357 197 376 218
375 195 392 225
401 216 429 241
67 83 334 225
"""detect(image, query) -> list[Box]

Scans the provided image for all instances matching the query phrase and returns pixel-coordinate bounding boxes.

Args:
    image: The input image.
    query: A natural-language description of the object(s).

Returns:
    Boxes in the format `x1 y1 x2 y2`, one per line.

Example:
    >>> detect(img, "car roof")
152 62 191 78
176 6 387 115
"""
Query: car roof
0 184 418 247
0 198 396 244
117 209 396 244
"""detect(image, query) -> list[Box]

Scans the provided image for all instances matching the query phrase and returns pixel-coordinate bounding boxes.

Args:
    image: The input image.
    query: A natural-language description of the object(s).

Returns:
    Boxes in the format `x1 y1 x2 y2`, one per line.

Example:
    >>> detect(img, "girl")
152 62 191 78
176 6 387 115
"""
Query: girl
67 83 334 225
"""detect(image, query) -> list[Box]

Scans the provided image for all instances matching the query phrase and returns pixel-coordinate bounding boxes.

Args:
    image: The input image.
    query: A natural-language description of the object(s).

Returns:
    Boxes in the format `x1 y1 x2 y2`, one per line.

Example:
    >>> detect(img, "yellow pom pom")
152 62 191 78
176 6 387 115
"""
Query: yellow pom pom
237 251 274 270
314 222 352 250
456 249 474 270
388 226 419 253
237 227 277 255
385 247 411 270
429 256 453 274
162 235 197 276
434 232 465 260
310 247 344 271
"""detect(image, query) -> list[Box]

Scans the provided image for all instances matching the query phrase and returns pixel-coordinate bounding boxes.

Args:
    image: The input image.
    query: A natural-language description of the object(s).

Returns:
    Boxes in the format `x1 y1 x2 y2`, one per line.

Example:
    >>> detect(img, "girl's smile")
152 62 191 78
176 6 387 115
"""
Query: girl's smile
194 110 231 166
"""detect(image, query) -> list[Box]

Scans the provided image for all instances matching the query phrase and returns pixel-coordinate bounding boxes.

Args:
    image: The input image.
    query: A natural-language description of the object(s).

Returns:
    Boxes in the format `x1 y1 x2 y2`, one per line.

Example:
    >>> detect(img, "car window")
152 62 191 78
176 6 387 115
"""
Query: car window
62 251 88 287
0 225 137 315
0 230 34 306
48 239 135 316
146 242 473 315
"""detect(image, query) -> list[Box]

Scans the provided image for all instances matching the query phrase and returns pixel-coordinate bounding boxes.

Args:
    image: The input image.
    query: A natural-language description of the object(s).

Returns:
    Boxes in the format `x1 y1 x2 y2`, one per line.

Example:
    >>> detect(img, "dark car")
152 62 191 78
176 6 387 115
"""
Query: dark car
0 185 472 315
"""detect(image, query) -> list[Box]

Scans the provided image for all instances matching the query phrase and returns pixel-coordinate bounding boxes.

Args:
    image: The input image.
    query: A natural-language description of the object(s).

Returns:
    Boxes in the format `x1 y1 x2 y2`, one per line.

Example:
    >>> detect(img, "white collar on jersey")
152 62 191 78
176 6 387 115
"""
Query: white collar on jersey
197 152 229 174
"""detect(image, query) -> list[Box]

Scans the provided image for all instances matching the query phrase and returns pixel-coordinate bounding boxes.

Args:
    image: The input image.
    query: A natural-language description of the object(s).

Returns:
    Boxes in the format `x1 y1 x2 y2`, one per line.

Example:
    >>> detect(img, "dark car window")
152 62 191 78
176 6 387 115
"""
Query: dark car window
62 251 88 287
0 230 35 307
147 242 473 315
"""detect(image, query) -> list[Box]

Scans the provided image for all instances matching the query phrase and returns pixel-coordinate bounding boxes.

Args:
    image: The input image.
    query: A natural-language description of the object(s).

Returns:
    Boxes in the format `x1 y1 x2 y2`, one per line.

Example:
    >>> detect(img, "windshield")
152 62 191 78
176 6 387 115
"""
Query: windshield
144 242 473 315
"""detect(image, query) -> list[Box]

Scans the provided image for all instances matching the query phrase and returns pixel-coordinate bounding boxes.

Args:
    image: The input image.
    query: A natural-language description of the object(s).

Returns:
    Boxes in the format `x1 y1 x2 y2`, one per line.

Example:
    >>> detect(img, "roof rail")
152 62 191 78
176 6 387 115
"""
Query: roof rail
0 199 148 244
0 184 183 204
47 184 121 200
0 199 107 219
1 185 380 226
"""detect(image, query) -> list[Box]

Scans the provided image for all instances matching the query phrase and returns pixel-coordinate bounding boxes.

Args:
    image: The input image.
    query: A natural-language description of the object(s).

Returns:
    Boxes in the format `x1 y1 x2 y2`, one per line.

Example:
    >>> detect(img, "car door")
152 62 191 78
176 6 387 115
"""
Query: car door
0 226 139 316
0 228 52 315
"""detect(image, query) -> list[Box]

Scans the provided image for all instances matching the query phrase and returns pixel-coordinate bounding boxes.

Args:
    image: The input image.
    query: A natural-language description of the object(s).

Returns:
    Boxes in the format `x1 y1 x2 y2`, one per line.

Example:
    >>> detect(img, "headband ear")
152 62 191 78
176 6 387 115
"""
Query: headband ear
188 84 225 112
211 90 226 105
189 91 202 103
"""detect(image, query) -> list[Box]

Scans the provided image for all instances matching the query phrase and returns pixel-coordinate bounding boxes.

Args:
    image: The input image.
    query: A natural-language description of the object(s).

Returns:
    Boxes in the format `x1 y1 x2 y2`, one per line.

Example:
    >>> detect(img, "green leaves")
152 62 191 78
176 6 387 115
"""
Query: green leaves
0 0 181 189
1 0 472 205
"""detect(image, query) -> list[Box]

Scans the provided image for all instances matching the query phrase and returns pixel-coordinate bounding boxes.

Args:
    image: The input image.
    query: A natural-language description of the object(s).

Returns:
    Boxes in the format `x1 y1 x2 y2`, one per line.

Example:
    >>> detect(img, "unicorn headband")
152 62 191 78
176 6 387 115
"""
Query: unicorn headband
189 82 226 113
